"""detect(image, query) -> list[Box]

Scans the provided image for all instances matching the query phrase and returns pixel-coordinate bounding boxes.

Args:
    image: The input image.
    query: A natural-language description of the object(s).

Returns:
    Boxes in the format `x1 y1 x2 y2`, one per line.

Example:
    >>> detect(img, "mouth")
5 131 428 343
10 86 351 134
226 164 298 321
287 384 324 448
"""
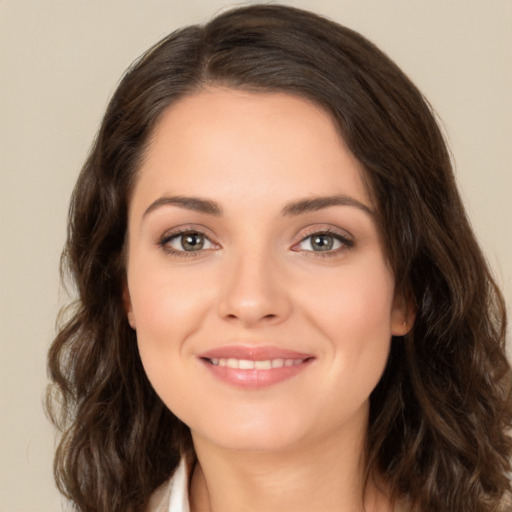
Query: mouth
203 357 309 369
197 346 315 389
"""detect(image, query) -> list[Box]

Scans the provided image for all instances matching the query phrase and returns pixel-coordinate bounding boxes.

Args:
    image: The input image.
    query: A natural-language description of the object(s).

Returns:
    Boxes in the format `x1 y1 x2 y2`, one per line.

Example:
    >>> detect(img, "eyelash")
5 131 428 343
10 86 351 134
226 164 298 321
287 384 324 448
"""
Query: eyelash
292 228 354 258
158 227 217 259
157 227 354 258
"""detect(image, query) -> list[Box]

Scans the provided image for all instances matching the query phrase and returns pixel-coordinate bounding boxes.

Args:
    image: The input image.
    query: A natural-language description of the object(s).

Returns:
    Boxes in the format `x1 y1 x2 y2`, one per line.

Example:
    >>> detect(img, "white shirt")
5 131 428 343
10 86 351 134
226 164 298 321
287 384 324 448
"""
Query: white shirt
145 458 511 512
145 459 418 512
145 458 190 512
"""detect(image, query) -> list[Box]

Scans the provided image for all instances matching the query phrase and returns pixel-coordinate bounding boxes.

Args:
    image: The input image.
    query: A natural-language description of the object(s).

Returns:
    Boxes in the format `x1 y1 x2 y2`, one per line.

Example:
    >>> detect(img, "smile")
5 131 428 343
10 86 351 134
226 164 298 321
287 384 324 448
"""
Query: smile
198 345 315 389
207 358 305 369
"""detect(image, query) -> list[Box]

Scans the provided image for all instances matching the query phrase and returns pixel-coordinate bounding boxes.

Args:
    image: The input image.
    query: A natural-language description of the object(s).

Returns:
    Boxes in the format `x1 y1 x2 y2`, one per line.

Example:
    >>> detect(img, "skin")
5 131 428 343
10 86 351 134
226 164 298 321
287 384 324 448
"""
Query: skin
124 88 412 512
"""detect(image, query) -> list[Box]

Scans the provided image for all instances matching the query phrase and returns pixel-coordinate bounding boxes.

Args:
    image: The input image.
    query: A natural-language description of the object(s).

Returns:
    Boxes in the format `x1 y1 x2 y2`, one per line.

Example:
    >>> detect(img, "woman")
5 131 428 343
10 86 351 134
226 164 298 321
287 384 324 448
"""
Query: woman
46 4 511 512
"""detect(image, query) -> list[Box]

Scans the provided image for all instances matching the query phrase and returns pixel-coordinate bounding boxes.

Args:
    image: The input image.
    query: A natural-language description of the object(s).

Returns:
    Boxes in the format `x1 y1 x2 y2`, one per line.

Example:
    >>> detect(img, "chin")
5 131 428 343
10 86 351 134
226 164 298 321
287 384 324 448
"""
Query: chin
192 415 309 453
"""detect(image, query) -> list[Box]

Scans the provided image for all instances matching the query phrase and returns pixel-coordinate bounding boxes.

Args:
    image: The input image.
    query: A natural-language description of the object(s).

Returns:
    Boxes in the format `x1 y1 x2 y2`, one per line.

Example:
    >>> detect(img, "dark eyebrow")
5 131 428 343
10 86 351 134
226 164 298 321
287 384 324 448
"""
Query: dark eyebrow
281 195 374 217
143 196 223 217
143 194 373 219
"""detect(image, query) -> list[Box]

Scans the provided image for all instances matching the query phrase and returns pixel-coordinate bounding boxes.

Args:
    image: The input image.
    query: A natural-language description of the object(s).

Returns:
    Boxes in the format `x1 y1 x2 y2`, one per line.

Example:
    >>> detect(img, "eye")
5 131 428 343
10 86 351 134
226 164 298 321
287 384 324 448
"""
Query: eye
294 230 353 254
161 230 216 253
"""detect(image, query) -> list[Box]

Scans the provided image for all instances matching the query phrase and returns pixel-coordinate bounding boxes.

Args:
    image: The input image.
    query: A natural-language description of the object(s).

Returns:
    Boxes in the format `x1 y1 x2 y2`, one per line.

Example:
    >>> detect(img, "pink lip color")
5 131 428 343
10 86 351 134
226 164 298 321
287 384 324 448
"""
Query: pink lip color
199 345 313 360
198 345 315 389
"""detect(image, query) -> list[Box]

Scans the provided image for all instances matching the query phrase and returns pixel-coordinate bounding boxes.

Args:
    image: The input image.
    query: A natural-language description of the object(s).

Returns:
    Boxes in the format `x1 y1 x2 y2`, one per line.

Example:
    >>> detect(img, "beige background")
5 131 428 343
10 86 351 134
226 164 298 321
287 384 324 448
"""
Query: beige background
1 1 510 510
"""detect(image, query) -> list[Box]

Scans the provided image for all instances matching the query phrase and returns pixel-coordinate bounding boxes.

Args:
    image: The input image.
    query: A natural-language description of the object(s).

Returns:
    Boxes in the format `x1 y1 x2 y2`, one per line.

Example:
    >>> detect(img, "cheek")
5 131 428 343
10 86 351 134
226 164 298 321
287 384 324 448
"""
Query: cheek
300 258 395 342
300 257 394 392
128 256 213 335
129 277 202 415
126 259 212 383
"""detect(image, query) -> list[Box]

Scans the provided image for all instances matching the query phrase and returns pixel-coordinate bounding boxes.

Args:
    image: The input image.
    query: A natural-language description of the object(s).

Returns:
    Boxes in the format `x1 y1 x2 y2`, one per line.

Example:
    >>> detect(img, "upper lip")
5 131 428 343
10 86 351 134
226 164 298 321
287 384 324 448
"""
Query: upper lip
198 345 314 361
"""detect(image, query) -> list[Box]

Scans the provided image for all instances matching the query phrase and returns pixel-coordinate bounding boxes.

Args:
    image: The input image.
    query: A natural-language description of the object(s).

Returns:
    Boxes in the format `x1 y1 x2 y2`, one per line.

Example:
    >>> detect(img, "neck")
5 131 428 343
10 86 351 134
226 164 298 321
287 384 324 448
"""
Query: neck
189 411 391 512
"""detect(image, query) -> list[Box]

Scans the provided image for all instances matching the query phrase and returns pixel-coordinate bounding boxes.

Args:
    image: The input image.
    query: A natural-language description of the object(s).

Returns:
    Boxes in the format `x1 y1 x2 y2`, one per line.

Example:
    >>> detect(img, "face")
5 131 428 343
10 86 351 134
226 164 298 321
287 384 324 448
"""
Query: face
124 88 410 453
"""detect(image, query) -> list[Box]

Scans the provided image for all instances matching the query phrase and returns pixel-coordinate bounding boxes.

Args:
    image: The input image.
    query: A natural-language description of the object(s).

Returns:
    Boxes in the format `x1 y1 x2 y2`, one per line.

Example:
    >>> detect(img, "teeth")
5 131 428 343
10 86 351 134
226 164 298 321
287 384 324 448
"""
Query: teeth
239 359 255 370
209 358 304 369
226 358 238 369
255 360 272 370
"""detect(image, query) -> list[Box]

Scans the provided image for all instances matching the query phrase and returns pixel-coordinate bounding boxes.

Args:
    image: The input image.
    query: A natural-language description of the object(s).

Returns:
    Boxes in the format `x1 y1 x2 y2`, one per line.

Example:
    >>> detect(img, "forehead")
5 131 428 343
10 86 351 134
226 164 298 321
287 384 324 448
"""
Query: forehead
132 87 371 213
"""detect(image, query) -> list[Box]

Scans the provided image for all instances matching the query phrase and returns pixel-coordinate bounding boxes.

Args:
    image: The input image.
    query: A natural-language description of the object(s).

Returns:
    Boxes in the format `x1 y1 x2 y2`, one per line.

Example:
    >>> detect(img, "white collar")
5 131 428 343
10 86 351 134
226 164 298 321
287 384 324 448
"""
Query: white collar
168 457 191 512
146 458 191 512
148 457 418 512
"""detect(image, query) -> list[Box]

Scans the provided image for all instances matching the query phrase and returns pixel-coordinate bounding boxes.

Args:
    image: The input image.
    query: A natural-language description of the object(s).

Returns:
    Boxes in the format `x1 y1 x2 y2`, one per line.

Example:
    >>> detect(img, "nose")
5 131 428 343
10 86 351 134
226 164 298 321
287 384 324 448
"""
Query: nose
217 252 292 327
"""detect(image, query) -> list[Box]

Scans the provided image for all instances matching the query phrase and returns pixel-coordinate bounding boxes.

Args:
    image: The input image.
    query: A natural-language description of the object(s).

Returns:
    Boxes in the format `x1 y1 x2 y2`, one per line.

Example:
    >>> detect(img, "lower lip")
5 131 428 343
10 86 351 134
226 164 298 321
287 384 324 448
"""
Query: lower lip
199 358 314 389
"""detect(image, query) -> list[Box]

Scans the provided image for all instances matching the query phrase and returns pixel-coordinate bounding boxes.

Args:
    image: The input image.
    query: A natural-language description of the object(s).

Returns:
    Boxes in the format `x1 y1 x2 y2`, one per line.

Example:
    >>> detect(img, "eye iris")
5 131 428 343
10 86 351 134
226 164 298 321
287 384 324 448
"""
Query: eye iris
181 233 204 251
311 234 334 251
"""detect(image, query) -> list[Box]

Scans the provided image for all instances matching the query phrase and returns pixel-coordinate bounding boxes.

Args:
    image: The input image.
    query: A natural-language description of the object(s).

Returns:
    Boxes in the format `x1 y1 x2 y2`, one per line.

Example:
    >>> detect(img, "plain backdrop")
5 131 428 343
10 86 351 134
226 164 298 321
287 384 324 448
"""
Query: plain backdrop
1 1 511 510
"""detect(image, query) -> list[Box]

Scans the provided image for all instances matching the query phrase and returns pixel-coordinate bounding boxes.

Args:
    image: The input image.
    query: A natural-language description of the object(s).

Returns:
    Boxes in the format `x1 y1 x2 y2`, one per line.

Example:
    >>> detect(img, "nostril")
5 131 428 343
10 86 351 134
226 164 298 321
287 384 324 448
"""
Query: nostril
217 287 292 326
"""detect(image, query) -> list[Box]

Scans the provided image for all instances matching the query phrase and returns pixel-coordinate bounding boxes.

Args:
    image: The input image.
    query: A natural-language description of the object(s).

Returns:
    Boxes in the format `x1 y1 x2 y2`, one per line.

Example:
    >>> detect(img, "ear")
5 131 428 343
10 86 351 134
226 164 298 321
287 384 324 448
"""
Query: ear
122 281 137 330
390 291 416 336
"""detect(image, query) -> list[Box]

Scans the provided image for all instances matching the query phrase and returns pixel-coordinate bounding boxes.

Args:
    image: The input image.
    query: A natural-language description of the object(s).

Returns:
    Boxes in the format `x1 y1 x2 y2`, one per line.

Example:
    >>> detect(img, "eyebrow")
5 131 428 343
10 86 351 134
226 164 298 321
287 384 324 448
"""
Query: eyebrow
142 194 373 218
281 195 374 217
143 196 223 217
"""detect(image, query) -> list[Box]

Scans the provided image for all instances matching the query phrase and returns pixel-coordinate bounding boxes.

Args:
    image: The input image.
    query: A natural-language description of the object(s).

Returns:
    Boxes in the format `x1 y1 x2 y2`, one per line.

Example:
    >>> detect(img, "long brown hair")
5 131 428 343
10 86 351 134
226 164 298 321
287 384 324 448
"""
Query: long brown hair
46 5 511 511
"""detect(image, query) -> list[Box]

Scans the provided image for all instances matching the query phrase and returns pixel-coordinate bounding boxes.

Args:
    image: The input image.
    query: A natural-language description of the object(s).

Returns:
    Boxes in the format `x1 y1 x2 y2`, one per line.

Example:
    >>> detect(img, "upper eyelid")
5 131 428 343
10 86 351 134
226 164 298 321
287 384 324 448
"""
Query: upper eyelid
160 230 213 245
291 226 354 254
295 224 353 242
158 228 218 256
158 224 216 242
156 224 354 250
158 225 351 238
